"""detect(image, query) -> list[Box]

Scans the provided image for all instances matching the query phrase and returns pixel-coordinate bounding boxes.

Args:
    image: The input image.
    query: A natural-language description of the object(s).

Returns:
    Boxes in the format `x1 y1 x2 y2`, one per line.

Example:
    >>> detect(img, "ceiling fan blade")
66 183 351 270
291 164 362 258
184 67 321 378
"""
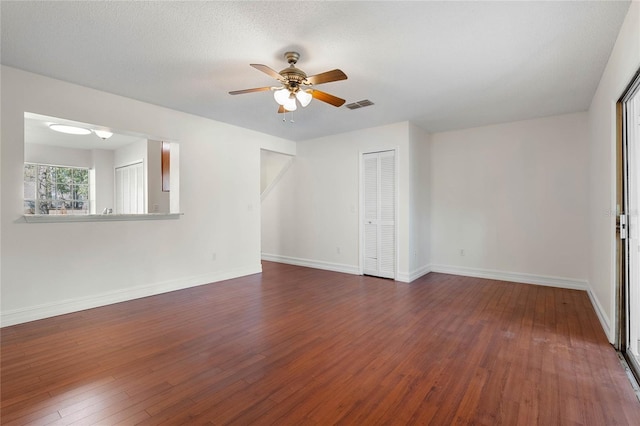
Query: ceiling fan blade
250 64 283 81
305 69 347 85
311 90 346 107
229 87 272 95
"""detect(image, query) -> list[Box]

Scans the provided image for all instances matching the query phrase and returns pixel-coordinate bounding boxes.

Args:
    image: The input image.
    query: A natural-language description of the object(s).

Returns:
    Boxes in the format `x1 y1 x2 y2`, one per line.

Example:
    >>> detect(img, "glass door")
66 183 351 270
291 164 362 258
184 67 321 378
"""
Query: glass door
620 69 640 381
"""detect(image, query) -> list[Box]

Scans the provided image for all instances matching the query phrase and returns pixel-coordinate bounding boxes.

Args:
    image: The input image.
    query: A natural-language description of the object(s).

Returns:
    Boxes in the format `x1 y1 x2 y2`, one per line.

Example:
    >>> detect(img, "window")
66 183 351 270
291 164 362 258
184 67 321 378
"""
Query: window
24 163 90 215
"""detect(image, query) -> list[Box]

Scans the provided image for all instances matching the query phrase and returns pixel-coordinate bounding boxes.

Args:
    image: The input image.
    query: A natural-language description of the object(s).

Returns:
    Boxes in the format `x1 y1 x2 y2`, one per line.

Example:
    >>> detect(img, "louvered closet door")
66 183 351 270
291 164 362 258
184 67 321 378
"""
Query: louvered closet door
115 162 144 214
362 150 396 279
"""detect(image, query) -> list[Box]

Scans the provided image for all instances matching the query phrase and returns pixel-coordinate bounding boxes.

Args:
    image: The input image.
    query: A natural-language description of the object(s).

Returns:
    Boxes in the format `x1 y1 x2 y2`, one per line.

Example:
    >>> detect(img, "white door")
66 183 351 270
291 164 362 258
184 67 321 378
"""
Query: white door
115 162 144 214
362 150 396 278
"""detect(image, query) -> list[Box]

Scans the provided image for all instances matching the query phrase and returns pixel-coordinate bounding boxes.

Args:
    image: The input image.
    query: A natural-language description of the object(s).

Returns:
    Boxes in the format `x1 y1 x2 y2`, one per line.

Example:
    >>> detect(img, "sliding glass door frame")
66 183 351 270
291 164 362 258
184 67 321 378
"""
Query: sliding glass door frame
617 67 640 383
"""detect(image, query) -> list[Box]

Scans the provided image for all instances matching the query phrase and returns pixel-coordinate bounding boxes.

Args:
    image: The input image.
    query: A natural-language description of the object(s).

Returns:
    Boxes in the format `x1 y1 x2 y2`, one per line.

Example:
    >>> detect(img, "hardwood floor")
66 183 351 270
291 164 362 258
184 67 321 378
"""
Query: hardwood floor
2 261 640 425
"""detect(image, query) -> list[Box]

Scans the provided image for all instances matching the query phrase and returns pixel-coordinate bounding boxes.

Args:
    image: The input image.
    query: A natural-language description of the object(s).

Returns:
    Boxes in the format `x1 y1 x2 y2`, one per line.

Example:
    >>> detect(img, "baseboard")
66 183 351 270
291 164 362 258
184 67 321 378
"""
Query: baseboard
429 264 588 290
261 253 360 275
587 286 613 342
1 264 262 328
397 264 432 283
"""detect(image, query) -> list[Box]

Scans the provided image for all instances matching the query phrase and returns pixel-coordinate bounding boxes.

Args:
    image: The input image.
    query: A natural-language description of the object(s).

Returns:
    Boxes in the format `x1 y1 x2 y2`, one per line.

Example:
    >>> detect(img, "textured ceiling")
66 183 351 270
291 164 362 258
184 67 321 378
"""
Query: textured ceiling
1 1 631 142
25 113 145 151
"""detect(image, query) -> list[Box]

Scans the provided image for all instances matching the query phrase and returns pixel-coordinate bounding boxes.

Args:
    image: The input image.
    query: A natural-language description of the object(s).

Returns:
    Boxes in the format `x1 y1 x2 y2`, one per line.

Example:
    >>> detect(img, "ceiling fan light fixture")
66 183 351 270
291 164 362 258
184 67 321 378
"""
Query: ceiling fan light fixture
230 52 347 112
93 130 113 140
49 124 92 135
296 89 312 107
273 88 290 105
283 95 297 111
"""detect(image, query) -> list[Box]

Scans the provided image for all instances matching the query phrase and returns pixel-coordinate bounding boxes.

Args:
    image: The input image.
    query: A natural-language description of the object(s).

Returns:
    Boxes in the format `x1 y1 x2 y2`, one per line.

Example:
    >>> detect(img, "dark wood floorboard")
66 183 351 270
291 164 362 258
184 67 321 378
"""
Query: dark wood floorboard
2 261 639 425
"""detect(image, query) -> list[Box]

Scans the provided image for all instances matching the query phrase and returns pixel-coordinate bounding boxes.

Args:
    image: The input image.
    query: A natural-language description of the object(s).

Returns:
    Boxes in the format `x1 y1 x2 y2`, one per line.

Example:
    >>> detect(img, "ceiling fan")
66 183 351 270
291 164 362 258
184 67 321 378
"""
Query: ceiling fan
229 51 347 113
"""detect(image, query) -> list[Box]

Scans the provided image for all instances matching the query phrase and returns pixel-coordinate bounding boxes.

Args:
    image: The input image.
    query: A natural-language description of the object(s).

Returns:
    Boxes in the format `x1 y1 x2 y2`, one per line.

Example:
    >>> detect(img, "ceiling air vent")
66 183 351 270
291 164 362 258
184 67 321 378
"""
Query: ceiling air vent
345 100 375 110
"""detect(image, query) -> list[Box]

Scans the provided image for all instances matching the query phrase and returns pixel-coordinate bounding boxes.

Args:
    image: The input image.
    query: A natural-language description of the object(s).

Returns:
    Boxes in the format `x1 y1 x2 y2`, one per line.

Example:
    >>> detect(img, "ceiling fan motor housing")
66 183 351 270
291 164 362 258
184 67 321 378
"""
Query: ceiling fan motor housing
280 52 308 90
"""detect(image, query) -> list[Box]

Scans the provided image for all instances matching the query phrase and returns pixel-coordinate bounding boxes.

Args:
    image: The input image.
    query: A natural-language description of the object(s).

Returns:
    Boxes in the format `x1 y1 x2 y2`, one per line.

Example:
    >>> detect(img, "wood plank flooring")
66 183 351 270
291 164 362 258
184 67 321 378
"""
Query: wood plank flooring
2 261 640 425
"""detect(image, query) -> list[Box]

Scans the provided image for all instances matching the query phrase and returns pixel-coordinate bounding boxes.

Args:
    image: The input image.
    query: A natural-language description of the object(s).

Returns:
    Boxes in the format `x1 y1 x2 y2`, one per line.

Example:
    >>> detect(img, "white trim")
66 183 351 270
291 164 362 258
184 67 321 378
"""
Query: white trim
23 213 182 223
397 264 432 283
587 286 613 341
262 253 360 275
0 264 261 327
430 264 588 290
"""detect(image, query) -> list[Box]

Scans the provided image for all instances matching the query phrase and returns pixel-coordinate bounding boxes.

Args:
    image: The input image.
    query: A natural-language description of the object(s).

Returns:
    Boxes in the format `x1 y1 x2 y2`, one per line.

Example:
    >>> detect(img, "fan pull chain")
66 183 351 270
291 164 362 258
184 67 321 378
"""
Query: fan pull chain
281 110 295 124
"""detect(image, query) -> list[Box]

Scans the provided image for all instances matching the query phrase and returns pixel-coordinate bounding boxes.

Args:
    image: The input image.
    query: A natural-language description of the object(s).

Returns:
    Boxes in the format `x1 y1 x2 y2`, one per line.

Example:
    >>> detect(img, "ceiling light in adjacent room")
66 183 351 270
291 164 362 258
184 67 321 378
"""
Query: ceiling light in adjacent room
93 130 113 140
49 124 92 135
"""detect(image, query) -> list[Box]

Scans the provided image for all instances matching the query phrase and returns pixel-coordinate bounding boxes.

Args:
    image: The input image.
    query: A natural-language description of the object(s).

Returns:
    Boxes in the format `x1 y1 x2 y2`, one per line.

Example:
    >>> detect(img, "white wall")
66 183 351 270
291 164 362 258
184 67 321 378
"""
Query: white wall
587 2 640 342
261 121 419 280
430 113 589 288
114 138 146 168
261 149 293 195
409 124 431 279
0 66 295 326
92 149 114 214
263 112 590 290
24 143 92 167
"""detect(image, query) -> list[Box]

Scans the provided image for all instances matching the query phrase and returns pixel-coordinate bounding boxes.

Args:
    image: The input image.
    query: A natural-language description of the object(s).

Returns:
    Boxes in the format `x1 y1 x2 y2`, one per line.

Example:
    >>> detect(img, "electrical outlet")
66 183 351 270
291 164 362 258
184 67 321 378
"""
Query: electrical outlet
212 253 217 261
336 247 341 255
460 249 465 256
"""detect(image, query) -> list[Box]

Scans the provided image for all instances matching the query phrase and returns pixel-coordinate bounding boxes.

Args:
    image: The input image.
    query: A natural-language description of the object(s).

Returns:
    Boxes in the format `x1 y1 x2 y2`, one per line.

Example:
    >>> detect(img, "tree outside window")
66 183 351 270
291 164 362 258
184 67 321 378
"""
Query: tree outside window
24 163 89 215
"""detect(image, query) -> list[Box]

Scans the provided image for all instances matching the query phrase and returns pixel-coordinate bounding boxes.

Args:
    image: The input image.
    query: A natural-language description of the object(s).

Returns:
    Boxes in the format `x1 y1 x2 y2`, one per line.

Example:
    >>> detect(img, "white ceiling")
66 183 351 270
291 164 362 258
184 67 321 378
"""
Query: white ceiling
1 1 631 142
25 113 146 151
